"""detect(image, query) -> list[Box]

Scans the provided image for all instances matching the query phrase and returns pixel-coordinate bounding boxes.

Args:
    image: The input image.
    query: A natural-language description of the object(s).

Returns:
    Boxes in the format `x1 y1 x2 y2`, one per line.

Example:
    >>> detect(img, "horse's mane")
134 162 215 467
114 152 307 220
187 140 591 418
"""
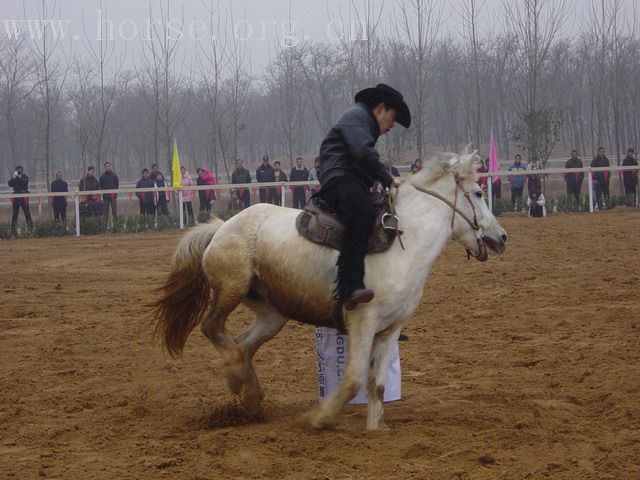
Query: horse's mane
406 149 480 187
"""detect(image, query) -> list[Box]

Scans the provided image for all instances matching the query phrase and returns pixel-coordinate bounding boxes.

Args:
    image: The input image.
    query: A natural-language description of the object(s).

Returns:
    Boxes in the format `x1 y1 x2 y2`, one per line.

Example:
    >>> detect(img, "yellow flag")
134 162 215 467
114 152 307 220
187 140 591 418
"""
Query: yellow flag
172 140 182 189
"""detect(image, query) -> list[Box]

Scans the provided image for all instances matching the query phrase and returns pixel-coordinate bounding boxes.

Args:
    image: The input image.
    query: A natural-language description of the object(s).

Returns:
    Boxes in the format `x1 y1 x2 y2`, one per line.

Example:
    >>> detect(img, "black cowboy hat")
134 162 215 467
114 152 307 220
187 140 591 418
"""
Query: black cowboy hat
355 83 411 128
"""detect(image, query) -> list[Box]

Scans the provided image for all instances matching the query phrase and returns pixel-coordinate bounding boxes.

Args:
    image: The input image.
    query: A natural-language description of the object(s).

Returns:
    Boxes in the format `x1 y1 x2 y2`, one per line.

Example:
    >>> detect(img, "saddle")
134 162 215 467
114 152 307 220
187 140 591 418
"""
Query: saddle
295 191 403 253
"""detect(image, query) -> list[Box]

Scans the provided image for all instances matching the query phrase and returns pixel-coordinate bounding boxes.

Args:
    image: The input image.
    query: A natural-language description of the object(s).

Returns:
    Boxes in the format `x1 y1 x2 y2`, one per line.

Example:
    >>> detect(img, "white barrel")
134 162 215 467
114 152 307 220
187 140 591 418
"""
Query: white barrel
315 327 401 404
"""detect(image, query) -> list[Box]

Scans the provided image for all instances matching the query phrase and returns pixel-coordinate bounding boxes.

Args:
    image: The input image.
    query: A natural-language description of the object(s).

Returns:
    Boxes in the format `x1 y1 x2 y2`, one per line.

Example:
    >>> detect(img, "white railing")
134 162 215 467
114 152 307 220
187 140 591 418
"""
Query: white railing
1 165 638 236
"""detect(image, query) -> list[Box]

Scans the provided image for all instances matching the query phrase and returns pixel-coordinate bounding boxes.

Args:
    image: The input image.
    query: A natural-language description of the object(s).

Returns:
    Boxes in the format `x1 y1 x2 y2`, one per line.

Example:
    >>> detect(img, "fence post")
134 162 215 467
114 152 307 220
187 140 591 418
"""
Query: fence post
74 191 80 236
488 176 493 212
178 189 184 229
587 168 594 213
281 183 286 207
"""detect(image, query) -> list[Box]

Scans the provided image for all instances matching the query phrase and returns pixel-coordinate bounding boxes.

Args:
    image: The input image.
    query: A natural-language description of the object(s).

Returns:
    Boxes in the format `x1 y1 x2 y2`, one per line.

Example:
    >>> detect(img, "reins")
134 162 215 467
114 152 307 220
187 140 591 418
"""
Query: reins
410 182 480 232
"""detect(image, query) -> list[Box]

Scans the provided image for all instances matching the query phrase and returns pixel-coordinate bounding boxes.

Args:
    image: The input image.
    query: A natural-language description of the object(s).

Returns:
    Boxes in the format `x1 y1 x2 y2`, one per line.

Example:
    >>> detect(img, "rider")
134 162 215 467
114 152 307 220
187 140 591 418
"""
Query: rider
317 83 411 310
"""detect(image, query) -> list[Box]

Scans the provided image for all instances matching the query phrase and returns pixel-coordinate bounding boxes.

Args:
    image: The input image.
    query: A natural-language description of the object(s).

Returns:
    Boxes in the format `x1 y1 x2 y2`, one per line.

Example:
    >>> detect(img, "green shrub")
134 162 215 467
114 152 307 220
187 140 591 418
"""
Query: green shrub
79 216 107 235
34 219 69 237
155 214 179 230
0 222 13 239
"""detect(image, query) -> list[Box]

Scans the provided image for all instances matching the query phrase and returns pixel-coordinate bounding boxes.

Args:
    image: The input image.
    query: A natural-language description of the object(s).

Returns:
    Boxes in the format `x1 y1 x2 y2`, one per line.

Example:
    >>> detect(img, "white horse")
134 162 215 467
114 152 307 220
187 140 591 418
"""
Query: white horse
151 151 507 430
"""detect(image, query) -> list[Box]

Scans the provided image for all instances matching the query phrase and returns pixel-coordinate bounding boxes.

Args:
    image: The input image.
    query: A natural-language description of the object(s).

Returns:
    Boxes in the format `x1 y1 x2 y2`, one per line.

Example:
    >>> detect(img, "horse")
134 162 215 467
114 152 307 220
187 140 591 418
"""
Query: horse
151 151 508 430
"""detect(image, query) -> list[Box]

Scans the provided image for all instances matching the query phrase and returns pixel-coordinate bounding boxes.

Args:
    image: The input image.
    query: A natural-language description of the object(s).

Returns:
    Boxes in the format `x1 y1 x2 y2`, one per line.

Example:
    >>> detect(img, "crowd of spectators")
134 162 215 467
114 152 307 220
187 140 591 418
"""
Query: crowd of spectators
5 149 639 232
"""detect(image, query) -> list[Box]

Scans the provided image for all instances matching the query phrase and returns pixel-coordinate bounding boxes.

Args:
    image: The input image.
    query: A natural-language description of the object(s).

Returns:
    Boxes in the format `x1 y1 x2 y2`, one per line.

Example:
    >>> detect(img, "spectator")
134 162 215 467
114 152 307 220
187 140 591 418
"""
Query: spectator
50 170 68 221
384 159 400 177
273 160 288 206
180 166 195 224
527 161 543 197
150 163 163 182
527 190 546 218
8 165 33 233
231 158 252 209
622 147 638 197
308 156 321 199
410 158 423 174
136 168 156 217
591 146 610 208
564 150 584 203
479 157 502 202
155 173 170 215
99 161 119 221
196 167 216 212
508 154 527 207
78 166 102 217
256 154 276 204
290 156 309 209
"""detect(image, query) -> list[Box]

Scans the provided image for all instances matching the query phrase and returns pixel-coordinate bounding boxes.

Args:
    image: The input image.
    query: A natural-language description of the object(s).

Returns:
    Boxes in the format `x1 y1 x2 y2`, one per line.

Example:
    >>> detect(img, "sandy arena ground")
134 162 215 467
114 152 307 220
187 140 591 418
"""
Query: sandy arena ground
1 209 639 479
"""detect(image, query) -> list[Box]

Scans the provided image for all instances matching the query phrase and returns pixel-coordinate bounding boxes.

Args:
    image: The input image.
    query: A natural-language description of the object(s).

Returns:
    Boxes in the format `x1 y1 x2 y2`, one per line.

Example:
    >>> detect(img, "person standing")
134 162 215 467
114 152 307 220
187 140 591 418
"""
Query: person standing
507 154 527 207
256 154 275 204
563 150 584 203
136 168 156 217
180 166 195 224
591 146 610 208
290 157 309 209
622 147 638 197
155 173 170 215
317 83 411 309
79 166 102 217
308 156 321 200
196 167 216 212
410 158 423 174
50 171 68 221
99 161 119 221
8 165 33 233
273 160 288 206
527 190 547 218
231 159 252 209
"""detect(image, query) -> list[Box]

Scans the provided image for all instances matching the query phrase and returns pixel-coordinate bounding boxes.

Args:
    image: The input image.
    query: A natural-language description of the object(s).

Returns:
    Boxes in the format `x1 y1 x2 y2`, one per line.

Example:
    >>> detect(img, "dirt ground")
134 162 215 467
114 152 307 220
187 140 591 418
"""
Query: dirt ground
1 209 639 480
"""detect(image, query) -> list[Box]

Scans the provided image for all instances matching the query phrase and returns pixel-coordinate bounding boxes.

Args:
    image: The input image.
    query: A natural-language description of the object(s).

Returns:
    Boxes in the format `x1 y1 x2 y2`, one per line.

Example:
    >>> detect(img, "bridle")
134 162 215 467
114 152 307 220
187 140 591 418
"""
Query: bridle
411 179 480 232
409 179 485 260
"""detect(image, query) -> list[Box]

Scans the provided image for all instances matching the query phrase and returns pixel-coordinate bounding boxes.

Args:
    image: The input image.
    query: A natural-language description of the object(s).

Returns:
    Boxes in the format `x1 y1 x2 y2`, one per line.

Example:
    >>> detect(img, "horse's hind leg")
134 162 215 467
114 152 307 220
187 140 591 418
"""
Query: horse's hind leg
200 291 261 410
366 325 402 431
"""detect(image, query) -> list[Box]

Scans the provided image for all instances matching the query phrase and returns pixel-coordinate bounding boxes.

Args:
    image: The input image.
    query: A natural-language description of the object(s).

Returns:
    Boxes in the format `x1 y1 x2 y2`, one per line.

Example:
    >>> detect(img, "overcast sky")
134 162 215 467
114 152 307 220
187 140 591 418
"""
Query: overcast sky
3 0 638 75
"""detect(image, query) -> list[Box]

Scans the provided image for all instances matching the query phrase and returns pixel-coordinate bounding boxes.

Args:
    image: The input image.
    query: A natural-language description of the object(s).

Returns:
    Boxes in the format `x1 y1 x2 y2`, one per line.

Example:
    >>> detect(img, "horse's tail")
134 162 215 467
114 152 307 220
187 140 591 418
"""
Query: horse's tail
150 218 224 357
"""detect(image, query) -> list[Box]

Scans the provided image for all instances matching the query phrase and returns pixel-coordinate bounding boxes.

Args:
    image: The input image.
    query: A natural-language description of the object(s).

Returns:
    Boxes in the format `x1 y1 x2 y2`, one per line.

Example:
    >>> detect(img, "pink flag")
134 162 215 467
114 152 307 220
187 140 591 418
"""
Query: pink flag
489 128 500 183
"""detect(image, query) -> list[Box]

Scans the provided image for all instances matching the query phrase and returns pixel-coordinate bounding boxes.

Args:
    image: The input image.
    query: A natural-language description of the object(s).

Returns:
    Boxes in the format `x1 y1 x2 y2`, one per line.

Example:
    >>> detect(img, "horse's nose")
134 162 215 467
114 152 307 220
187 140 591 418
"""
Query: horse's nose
501 233 508 243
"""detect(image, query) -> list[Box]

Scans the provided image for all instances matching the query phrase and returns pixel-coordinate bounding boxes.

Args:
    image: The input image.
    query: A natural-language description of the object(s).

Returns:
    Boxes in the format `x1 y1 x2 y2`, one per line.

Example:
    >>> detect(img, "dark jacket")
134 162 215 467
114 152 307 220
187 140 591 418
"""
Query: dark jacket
622 155 638 185
318 102 392 189
256 164 275 183
197 176 215 202
591 155 610 184
79 175 100 192
8 173 29 193
51 179 68 206
136 177 156 204
99 171 119 200
232 167 251 184
275 170 288 182
290 166 309 182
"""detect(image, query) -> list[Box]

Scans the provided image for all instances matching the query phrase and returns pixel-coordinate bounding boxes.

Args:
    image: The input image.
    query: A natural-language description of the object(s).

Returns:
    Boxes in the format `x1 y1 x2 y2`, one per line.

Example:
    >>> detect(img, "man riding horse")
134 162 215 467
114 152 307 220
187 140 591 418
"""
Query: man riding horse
317 83 411 310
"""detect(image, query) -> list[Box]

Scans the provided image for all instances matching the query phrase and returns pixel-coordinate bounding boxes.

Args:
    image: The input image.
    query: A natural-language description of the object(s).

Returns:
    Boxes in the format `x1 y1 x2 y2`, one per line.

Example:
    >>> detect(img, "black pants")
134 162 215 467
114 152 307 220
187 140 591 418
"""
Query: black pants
103 197 118 220
140 202 156 216
293 188 306 209
53 204 67 221
623 178 637 196
594 180 609 205
259 188 274 204
511 186 524 206
156 199 169 215
566 182 582 201
318 178 376 301
183 201 194 222
11 198 33 231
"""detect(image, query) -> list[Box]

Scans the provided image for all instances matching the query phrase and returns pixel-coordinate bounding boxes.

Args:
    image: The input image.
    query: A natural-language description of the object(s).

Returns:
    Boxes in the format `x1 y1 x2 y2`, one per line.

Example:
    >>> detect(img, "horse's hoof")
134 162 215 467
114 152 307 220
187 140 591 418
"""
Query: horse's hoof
299 407 337 430
240 386 265 415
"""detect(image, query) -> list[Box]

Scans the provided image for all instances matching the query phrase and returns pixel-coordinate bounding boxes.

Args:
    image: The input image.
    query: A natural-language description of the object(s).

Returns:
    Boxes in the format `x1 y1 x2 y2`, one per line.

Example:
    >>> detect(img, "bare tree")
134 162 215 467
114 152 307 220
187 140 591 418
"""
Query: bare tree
393 0 443 159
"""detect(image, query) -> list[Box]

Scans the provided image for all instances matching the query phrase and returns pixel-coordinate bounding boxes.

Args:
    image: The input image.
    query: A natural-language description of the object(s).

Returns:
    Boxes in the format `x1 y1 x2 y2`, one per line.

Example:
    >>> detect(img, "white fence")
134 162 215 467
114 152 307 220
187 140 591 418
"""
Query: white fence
0 165 638 236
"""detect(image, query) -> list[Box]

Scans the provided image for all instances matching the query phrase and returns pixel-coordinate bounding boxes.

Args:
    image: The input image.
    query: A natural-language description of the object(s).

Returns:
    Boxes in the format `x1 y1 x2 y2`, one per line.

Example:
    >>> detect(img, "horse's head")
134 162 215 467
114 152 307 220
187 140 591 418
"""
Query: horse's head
407 150 507 261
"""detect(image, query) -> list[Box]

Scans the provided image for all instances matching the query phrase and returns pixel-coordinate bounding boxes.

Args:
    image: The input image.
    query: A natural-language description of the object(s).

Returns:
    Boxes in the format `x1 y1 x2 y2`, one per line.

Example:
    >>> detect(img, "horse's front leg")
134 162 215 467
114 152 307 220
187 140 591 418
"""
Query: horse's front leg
303 312 376 429
366 325 402 431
